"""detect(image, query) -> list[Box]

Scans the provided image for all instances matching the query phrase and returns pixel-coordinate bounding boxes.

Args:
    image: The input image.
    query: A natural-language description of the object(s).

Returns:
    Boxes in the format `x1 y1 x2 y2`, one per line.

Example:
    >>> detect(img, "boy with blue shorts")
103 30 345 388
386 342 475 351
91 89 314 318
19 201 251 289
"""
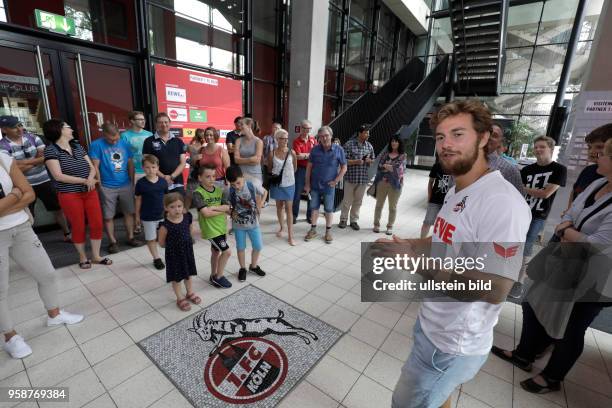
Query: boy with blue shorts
304 126 347 244
225 166 266 282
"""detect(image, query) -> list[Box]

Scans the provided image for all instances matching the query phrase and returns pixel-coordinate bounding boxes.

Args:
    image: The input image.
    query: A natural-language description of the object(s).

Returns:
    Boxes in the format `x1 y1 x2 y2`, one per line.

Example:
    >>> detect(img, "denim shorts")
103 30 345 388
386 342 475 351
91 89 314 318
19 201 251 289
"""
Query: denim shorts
310 187 335 213
391 318 488 408
234 226 263 251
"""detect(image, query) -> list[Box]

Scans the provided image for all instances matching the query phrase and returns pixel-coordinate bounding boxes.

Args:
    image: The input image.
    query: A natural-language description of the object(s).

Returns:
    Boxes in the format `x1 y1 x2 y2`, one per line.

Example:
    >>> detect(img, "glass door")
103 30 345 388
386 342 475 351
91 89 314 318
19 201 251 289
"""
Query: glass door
59 52 137 146
0 42 64 134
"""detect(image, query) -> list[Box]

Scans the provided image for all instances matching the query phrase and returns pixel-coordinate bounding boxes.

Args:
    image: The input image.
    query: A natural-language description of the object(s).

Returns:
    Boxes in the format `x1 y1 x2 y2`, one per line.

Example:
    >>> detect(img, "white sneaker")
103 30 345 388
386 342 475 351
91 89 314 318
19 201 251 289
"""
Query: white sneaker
47 310 84 326
4 335 32 359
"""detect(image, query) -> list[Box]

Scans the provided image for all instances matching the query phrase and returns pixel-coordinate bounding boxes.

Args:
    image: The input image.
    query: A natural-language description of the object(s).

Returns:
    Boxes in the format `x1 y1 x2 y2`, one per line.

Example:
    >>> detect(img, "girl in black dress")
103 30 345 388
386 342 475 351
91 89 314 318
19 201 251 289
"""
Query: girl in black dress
158 192 201 311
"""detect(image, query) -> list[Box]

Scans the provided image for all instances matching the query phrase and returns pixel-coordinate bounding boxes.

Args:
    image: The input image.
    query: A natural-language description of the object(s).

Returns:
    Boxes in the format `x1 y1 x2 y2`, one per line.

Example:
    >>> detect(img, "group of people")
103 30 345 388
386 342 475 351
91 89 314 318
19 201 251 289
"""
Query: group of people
378 101 612 408
2 100 611 408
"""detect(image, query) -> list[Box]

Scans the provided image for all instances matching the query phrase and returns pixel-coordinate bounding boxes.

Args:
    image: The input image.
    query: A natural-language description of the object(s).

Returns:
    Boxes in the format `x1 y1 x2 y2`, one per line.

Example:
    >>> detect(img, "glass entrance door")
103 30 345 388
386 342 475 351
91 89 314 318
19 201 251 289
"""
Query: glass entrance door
59 52 137 145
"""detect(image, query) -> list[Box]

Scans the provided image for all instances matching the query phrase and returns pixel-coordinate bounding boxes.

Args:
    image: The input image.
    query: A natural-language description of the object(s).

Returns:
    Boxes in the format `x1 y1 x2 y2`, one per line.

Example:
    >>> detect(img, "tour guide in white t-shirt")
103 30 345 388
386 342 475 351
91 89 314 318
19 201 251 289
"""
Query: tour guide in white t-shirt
377 100 531 408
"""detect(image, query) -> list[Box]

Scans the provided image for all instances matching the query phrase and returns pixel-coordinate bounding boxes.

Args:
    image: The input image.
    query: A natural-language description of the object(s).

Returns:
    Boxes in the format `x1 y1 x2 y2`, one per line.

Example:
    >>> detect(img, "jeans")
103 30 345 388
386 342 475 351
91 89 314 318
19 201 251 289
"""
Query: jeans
514 301 610 381
524 217 546 257
310 187 336 214
392 319 487 408
292 167 311 221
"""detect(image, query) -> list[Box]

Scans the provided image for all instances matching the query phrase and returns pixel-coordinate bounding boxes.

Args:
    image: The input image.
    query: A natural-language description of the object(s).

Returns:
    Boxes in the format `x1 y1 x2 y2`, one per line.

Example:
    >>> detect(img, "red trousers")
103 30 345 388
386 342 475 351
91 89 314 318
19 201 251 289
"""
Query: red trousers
57 190 104 244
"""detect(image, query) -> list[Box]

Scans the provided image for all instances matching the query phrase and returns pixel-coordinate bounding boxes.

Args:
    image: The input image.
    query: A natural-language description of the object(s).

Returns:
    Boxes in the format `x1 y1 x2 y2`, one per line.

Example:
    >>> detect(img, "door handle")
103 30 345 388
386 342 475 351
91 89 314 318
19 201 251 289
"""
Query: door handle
75 53 92 147
35 46 52 121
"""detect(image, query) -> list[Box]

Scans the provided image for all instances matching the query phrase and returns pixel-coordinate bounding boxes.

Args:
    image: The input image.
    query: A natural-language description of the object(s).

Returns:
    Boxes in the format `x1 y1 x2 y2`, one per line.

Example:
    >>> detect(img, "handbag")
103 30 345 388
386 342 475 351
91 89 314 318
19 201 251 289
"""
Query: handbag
0 154 35 225
527 195 612 288
366 182 377 198
269 149 290 187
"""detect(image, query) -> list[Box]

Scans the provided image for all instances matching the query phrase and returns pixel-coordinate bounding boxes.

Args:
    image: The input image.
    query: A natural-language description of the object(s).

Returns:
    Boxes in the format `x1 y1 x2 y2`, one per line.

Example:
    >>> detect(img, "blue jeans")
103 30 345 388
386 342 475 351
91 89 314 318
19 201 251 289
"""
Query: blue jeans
392 319 488 408
292 167 311 221
524 217 546 257
310 186 336 214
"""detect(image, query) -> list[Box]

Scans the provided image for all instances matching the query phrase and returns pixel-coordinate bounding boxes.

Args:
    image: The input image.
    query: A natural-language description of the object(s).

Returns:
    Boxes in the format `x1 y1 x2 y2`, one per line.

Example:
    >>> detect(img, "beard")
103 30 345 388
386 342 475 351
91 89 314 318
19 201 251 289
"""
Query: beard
439 137 481 176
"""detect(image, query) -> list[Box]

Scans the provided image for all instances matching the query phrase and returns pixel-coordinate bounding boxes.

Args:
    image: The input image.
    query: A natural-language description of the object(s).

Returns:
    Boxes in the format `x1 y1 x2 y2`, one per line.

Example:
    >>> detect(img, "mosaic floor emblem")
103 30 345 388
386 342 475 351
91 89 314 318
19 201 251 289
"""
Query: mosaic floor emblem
139 285 343 407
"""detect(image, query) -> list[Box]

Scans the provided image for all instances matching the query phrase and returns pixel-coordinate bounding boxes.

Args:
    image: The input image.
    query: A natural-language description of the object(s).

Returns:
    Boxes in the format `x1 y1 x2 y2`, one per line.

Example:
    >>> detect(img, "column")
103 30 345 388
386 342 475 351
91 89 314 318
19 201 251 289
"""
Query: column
287 0 329 139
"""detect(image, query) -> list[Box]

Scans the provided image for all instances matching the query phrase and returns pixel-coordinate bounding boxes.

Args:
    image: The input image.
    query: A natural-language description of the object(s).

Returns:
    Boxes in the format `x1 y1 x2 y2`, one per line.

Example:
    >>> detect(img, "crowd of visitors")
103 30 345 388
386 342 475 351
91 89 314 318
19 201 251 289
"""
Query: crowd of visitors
1 101 611 408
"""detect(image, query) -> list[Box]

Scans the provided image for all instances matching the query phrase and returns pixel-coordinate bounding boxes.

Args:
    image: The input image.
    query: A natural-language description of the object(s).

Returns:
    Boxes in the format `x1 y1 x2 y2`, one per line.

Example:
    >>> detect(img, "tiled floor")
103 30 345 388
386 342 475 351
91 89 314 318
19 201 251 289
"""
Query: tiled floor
3 170 612 408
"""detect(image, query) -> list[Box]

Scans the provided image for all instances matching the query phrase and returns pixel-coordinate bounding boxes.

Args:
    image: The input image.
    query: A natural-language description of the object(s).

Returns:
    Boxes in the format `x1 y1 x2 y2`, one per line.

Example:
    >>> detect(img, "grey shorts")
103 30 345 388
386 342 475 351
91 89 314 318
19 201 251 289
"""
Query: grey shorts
99 185 135 219
423 203 442 226
142 219 162 241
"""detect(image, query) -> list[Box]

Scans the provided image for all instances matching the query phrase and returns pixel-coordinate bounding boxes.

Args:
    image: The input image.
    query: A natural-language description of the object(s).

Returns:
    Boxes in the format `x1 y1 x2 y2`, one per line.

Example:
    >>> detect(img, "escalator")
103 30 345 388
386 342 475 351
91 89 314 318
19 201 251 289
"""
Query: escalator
329 55 450 209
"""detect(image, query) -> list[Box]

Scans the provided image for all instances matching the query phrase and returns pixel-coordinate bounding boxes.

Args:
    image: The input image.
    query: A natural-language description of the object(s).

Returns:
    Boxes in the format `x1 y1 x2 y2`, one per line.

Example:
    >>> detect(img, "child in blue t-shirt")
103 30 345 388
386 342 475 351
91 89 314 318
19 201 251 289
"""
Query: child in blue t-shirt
225 166 267 282
135 155 168 269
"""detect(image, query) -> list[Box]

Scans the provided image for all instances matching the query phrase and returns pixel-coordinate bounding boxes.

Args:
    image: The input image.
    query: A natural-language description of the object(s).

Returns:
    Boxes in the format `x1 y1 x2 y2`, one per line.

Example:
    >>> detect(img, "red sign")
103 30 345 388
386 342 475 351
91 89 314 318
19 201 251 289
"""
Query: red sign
154 64 242 143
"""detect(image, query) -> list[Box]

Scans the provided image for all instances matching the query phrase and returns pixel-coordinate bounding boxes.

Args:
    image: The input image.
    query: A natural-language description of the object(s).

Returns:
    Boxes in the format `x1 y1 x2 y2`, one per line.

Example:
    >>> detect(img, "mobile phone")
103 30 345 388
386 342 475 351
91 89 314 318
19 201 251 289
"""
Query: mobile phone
0 183 5 199
362 154 369 161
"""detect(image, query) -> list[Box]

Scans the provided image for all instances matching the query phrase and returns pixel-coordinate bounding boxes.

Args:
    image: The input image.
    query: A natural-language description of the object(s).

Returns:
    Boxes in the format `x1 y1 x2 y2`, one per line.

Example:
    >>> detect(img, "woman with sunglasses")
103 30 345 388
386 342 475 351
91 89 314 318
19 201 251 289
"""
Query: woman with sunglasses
43 120 111 269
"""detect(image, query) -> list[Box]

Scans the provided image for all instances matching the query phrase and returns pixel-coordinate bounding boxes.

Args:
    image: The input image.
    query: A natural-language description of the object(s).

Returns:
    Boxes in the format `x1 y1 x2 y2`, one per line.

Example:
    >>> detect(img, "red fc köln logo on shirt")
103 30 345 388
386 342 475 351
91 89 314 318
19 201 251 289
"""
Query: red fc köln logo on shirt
204 337 288 404
493 242 520 258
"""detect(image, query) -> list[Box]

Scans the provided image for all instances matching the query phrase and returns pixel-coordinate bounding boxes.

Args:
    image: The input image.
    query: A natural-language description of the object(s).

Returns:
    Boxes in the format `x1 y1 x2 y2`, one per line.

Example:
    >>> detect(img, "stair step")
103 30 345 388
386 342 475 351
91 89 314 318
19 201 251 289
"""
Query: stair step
458 67 498 75
457 35 500 47
456 53 499 62
451 0 503 10
452 4 502 18
454 44 500 54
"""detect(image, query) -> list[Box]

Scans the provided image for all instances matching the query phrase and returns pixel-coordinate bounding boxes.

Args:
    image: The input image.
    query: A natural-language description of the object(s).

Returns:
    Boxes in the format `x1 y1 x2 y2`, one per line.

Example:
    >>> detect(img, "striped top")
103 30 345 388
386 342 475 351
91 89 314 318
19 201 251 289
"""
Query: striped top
44 142 90 193
0 132 50 186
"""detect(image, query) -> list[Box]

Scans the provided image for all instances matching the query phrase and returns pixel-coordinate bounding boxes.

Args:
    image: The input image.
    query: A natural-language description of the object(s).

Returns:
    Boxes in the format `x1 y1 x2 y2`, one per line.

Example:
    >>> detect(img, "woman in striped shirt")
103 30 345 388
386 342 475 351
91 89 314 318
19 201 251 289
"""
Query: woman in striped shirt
43 120 111 269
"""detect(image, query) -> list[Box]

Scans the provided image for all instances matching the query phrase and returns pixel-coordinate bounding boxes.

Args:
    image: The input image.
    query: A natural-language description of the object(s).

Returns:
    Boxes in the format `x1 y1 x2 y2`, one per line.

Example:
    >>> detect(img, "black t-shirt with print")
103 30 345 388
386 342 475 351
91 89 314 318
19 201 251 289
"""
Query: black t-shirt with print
521 161 567 219
429 162 453 205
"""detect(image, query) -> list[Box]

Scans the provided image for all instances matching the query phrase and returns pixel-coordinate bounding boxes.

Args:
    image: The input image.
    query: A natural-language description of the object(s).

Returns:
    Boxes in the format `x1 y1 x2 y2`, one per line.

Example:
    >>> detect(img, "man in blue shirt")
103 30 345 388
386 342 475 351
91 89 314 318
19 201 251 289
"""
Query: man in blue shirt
304 126 347 244
120 110 152 180
90 122 143 253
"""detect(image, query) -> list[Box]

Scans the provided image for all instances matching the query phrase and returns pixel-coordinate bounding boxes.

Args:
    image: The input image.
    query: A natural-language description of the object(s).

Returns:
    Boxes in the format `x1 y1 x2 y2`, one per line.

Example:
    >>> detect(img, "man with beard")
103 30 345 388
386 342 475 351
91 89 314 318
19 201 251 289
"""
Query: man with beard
379 100 530 408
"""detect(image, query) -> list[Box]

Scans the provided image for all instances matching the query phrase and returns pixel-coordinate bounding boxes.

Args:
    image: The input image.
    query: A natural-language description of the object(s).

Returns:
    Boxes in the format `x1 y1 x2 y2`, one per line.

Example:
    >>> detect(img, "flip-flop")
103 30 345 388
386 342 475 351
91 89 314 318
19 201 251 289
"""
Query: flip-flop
491 346 532 372
79 260 92 269
93 258 113 266
177 298 191 311
186 292 202 305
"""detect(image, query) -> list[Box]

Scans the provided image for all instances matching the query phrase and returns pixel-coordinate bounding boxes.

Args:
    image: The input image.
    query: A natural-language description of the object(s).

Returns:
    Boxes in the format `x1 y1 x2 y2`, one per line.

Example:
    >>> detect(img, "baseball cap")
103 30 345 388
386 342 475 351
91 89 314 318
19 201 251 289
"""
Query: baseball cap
0 116 21 128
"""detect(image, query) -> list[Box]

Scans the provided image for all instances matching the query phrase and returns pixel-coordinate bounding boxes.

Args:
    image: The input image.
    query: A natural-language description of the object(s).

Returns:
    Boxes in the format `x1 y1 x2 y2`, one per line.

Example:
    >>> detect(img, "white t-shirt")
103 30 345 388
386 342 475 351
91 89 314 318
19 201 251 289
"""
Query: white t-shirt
418 170 531 356
0 152 29 231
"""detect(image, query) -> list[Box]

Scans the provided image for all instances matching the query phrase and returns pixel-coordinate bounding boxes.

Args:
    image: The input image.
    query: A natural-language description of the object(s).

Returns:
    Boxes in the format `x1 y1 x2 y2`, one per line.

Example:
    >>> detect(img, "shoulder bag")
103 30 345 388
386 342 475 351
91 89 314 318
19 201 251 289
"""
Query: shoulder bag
269 149 290 187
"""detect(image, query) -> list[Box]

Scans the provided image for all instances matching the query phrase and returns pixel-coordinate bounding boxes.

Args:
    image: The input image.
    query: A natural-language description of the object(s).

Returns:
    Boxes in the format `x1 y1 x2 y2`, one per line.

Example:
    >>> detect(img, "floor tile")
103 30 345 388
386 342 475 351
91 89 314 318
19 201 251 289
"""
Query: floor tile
278 381 339 408
81 327 133 365
342 374 392 408
93 344 151 390
363 304 402 329
380 330 413 362
293 274 326 292
22 327 77 368
39 368 105 408
96 286 138 309
67 310 118 344
122 311 169 342
85 276 126 296
27 346 89 387
307 355 361 402
565 379 612 408
294 293 334 317
363 350 403 390
462 371 513 408
336 292 371 315
329 334 377 373
148 389 193 408
0 352 24 381
106 297 153 325
274 283 309 304
349 317 391 348
314 282 348 303
457 392 494 408
109 365 173 408
82 393 117 408
319 304 360 331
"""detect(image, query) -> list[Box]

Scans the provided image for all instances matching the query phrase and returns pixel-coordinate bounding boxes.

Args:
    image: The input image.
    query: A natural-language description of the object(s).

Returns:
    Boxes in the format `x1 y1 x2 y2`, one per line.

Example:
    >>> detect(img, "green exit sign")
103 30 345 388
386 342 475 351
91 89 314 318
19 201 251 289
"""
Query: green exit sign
35 9 76 36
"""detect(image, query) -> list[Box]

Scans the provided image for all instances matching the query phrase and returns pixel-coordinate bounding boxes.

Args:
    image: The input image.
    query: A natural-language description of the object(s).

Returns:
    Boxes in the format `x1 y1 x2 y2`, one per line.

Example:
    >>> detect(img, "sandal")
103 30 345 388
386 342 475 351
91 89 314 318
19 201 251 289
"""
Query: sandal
520 375 561 394
373 226 380 233
491 346 532 372
176 298 191 311
186 292 202 305
93 258 113 266
79 259 92 269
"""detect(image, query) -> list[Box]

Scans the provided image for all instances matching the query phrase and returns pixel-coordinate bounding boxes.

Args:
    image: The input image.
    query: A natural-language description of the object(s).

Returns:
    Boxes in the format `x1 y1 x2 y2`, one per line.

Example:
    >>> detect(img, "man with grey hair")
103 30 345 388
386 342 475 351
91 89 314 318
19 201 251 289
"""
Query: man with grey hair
292 119 317 223
488 124 525 195
89 122 143 253
304 126 347 243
